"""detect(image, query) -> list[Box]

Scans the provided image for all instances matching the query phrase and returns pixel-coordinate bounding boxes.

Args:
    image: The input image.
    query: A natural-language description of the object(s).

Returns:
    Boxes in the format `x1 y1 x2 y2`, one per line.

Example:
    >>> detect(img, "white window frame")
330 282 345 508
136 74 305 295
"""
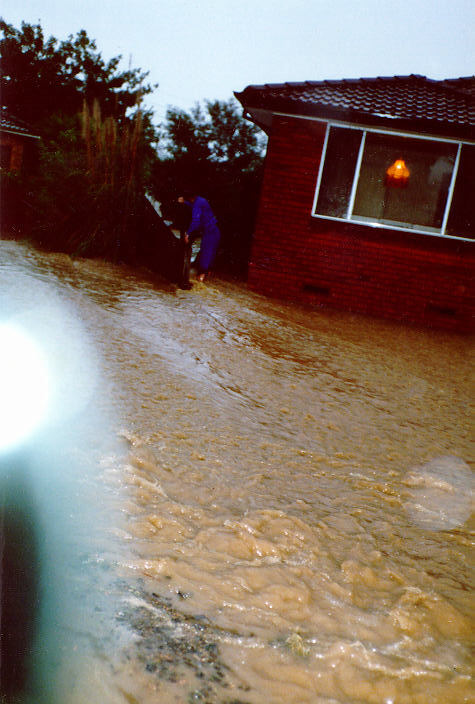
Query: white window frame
311 122 472 242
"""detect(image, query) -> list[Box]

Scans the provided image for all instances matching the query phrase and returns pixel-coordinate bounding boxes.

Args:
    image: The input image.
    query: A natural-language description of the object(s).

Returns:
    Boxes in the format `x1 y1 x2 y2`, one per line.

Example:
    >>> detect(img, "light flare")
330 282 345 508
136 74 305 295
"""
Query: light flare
0 323 50 452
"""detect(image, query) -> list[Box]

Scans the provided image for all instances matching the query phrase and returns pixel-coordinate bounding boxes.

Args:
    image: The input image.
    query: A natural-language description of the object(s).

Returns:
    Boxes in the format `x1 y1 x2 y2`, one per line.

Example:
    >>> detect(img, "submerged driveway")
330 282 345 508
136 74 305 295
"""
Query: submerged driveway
1 240 473 704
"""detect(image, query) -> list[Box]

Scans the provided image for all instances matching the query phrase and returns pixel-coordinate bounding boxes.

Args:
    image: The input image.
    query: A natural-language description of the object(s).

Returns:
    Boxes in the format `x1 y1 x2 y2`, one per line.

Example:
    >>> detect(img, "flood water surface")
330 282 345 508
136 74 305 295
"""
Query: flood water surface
0 240 473 703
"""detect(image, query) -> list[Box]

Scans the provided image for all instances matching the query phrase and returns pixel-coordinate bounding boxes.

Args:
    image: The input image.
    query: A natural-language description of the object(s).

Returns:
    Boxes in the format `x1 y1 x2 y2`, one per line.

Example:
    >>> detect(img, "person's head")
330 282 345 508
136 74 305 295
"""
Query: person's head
180 188 197 203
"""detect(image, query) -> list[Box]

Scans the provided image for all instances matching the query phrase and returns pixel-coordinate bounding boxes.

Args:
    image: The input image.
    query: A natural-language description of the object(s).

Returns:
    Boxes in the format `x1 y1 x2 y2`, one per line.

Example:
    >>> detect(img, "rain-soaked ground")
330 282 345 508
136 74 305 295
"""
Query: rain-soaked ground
0 239 473 704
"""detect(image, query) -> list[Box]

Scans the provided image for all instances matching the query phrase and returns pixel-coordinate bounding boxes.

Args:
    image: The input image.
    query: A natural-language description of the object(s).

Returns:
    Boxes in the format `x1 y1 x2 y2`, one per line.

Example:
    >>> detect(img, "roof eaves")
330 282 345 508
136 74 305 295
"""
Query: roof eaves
242 97 474 141
0 111 40 139
0 126 41 140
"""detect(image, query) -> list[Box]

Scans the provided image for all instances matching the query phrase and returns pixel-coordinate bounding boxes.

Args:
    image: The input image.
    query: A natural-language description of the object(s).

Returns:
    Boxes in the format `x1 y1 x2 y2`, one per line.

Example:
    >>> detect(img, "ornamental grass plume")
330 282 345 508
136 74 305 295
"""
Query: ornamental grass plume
81 99 142 192
69 99 146 259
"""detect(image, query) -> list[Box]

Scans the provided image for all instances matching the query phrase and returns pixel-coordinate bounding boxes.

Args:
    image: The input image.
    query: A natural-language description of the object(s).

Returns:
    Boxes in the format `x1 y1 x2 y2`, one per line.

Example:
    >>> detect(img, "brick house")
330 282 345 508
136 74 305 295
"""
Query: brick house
0 112 39 171
235 75 474 332
1 112 40 233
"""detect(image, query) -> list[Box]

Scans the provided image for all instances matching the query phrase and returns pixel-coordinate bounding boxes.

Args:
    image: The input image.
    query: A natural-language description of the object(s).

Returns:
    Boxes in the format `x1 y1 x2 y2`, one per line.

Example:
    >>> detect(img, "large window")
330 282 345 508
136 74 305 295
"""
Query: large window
313 125 475 240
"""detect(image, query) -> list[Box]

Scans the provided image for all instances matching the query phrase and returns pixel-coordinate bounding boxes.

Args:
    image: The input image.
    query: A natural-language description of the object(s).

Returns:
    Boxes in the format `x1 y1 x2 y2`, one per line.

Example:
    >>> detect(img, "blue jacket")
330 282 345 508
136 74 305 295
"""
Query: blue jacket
187 196 219 239
187 196 221 272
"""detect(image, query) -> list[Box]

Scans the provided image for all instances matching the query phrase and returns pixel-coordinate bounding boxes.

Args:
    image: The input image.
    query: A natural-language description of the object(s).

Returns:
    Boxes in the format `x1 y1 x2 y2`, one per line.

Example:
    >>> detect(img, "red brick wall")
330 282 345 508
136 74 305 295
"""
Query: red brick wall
248 116 475 333
0 132 25 171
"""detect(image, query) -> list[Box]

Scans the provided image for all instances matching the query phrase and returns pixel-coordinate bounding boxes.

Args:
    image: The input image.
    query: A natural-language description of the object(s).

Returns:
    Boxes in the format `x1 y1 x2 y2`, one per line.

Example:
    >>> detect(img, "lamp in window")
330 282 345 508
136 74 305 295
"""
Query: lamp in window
385 158 410 187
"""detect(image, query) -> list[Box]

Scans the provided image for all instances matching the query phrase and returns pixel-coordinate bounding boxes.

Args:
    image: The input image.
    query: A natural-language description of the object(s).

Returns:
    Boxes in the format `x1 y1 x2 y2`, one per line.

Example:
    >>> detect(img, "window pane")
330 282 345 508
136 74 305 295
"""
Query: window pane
315 127 362 218
446 144 475 240
352 133 457 231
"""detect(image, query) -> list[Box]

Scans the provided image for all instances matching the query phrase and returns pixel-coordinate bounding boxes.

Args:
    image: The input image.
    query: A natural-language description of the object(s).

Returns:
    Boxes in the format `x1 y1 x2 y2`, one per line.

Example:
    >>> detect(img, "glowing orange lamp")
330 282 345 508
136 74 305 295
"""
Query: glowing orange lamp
385 158 410 187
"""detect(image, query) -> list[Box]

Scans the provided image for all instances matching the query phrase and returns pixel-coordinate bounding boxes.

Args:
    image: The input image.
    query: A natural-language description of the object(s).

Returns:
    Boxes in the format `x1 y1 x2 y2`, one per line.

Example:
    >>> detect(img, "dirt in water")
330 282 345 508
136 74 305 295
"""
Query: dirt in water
0 240 473 704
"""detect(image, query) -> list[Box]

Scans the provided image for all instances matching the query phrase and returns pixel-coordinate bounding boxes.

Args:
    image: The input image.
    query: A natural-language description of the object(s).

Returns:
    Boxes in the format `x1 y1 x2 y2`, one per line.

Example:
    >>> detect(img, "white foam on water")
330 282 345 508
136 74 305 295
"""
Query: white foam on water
404 455 473 530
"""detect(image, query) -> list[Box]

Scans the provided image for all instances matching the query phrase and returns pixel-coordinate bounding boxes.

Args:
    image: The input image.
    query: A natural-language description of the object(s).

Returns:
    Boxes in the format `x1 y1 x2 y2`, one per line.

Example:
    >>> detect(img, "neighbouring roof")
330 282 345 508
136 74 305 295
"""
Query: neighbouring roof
234 75 475 140
0 111 40 139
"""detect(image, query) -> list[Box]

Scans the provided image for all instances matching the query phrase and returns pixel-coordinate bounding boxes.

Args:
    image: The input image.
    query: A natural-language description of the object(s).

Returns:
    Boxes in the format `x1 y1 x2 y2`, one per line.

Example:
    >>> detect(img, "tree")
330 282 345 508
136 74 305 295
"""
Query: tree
161 98 265 167
0 19 154 130
0 20 160 261
155 98 266 276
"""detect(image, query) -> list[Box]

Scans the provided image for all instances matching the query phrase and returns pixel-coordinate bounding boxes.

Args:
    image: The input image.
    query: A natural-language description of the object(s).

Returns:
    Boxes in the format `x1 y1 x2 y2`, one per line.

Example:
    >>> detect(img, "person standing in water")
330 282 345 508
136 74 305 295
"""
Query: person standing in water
180 191 221 282
174 197 193 289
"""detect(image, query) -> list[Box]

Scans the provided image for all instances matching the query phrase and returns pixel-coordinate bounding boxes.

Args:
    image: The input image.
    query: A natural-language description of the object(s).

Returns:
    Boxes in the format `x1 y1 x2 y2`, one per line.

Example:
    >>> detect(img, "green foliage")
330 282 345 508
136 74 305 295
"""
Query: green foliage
162 98 265 168
155 99 267 276
29 113 87 240
30 103 153 260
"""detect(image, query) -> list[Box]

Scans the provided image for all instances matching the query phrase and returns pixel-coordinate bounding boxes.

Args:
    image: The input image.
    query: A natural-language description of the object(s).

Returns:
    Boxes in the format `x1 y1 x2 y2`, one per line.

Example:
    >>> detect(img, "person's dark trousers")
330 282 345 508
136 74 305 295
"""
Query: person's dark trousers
178 233 192 289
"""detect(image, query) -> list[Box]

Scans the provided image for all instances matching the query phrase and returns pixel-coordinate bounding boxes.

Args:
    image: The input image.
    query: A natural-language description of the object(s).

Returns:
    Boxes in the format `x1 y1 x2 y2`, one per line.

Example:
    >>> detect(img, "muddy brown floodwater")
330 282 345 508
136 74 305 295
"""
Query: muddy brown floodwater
1 240 473 704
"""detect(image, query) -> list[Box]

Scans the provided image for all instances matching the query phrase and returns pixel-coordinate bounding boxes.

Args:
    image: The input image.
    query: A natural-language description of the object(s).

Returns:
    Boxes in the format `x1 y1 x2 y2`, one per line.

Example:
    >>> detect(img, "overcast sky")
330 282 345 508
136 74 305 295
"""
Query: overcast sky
2 0 474 124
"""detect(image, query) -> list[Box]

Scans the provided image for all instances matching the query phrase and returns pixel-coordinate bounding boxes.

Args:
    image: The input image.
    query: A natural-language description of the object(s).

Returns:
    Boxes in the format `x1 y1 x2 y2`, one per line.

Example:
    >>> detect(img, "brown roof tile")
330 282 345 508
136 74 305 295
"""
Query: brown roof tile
235 75 475 139
0 110 40 138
